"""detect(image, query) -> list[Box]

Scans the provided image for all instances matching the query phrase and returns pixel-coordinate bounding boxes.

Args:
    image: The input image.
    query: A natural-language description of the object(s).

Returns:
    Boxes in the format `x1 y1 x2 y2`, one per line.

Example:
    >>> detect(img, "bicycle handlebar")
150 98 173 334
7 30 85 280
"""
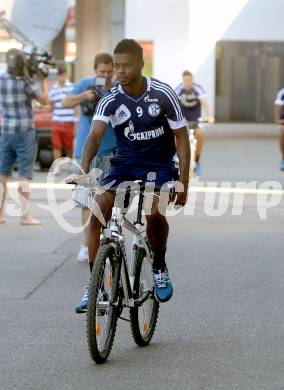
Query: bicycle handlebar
65 174 176 196
65 173 104 191
187 118 209 129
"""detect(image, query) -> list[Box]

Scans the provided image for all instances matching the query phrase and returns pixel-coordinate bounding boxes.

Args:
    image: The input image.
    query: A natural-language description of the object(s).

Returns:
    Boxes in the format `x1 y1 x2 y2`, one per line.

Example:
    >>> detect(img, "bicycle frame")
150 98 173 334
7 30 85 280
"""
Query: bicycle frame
101 188 153 308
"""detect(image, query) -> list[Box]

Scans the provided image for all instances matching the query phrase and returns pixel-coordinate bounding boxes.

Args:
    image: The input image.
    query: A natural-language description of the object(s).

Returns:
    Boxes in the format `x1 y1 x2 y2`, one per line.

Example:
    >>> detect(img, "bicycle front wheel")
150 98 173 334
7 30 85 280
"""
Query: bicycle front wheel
130 248 159 346
87 243 120 364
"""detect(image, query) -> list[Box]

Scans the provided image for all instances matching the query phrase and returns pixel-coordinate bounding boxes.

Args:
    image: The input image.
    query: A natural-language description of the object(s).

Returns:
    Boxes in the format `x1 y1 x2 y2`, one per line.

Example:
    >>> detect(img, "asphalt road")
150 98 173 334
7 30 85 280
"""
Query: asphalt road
0 124 284 390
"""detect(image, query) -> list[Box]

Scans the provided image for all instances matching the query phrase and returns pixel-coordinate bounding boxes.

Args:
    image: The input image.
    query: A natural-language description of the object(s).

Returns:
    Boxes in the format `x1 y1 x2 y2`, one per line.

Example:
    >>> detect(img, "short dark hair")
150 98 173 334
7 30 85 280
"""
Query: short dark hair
6 48 25 77
57 66 67 75
94 53 113 69
114 39 143 62
182 70 193 77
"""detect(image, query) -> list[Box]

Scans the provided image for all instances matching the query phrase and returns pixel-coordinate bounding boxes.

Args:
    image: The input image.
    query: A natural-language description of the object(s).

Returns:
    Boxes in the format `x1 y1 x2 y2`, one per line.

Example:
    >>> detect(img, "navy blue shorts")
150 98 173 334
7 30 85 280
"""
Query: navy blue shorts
101 163 179 192
0 130 37 179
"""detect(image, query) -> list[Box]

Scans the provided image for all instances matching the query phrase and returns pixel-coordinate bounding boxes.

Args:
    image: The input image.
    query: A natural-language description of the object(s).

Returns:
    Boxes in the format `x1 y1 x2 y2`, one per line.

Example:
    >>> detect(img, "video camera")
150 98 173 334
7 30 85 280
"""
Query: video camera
82 77 106 116
7 47 55 80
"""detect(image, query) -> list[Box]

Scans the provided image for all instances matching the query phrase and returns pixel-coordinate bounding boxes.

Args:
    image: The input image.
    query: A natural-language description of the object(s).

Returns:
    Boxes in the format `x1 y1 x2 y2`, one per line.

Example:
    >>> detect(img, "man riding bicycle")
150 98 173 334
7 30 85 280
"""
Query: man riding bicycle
73 39 190 313
274 88 284 171
175 70 214 176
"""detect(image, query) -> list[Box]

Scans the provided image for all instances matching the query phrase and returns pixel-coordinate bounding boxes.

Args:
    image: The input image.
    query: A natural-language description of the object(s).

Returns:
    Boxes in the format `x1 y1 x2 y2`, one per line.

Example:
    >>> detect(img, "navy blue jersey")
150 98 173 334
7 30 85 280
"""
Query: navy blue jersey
175 82 206 122
275 88 284 119
93 77 186 167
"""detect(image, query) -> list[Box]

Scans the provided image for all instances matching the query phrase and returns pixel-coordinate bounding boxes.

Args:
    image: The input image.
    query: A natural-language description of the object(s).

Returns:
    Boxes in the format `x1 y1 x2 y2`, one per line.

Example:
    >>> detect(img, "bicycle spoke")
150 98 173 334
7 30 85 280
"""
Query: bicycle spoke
130 247 159 346
95 256 114 351
138 258 154 336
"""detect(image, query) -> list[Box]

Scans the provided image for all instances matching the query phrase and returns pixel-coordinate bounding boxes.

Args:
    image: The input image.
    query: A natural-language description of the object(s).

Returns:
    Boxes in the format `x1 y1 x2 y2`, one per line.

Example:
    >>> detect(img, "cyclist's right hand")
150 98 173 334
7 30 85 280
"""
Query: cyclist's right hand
65 173 86 185
65 173 102 190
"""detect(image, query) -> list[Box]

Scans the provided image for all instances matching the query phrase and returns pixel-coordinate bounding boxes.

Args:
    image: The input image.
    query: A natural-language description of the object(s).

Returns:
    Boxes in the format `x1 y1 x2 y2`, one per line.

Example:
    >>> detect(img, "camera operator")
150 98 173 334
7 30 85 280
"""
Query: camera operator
0 48 48 225
62 53 116 262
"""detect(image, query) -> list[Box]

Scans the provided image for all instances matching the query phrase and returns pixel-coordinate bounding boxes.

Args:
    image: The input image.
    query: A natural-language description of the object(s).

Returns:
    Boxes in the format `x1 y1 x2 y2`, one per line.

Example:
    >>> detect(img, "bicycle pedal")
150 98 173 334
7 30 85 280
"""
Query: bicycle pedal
118 316 130 322
134 290 152 306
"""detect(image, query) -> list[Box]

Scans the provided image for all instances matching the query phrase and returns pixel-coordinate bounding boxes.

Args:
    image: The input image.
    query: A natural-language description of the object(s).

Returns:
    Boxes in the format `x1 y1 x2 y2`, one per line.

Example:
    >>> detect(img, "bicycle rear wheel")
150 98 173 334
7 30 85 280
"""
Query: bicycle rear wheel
87 243 120 364
130 247 159 346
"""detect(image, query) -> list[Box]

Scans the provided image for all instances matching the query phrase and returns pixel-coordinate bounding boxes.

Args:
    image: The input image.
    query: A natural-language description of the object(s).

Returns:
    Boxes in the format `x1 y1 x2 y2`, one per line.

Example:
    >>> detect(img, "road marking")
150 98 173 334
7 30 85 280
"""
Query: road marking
7 182 73 190
6 182 284 195
189 187 284 195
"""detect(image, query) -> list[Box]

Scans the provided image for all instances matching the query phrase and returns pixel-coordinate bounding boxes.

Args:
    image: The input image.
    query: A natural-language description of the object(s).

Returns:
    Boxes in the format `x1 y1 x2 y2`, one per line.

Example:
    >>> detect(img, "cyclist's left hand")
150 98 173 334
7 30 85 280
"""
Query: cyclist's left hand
207 115 215 124
174 179 188 207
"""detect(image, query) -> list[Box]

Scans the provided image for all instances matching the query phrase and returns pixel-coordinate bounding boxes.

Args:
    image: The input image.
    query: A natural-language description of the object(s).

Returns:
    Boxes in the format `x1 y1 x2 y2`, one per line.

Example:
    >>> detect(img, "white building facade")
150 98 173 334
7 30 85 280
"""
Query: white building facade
125 0 284 122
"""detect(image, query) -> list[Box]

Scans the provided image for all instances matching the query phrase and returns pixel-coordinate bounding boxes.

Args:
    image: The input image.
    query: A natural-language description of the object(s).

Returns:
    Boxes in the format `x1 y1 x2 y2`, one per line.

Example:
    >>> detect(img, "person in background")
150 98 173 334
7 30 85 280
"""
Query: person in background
0 48 48 225
274 88 284 171
62 53 116 262
175 70 214 175
48 66 76 170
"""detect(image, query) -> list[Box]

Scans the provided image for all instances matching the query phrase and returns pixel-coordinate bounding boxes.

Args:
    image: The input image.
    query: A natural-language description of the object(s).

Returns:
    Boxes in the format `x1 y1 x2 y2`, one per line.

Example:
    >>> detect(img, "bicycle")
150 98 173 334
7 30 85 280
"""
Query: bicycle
68 178 174 364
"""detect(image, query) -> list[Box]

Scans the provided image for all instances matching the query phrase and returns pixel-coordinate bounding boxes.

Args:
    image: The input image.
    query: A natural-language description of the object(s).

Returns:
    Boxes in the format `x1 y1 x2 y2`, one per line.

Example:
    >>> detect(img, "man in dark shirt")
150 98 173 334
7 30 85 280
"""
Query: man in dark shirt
175 70 214 175
71 39 190 313
274 88 284 171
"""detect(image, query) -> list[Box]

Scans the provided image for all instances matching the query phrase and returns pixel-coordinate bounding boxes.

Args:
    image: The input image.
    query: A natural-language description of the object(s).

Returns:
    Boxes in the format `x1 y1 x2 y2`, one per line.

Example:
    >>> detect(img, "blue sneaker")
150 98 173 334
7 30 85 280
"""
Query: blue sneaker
194 162 202 176
75 285 89 313
152 268 173 303
280 160 284 171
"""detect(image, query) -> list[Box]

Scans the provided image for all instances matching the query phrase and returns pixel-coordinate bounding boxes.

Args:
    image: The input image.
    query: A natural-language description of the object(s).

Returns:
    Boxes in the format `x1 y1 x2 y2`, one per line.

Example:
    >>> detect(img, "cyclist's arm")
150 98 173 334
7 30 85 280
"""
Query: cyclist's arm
274 89 284 124
80 120 107 173
174 127 190 203
274 90 284 125
200 97 214 123
274 105 282 124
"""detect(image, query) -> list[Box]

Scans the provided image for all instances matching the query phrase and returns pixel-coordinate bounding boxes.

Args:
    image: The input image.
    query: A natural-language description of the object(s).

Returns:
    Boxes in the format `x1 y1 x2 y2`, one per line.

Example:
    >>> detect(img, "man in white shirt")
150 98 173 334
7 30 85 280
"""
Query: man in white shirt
48 67 76 161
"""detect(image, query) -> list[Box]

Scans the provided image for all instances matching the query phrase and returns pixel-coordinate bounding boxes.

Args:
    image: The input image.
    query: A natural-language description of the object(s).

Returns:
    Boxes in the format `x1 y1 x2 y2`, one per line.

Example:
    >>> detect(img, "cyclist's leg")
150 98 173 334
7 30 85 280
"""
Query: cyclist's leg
142 165 176 302
194 126 203 163
77 151 114 262
75 191 114 313
280 126 284 165
88 191 115 269
88 163 133 269
143 165 177 265
145 194 168 270
145 197 173 302
86 151 114 265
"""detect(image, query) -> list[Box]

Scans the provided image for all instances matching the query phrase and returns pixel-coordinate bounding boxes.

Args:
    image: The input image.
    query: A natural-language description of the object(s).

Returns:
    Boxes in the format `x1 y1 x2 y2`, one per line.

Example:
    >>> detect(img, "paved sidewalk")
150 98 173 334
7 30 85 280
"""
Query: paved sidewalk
0 124 284 390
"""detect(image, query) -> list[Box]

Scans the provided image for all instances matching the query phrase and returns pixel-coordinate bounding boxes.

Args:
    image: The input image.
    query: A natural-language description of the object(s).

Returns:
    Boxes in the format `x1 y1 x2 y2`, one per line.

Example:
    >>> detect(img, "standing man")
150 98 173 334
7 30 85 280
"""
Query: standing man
175 71 214 175
70 39 190 313
48 66 76 165
0 48 48 225
274 88 284 171
62 53 116 262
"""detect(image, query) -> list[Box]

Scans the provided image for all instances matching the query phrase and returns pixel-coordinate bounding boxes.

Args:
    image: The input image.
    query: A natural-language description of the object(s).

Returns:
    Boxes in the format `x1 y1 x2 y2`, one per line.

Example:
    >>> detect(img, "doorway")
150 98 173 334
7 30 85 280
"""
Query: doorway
216 41 284 122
